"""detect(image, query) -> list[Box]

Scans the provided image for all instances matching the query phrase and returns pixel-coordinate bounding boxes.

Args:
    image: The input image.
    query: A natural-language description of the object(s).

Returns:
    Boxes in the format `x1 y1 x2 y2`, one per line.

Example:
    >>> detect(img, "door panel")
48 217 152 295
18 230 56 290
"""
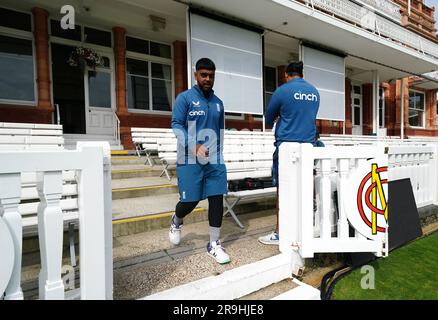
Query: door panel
85 69 114 135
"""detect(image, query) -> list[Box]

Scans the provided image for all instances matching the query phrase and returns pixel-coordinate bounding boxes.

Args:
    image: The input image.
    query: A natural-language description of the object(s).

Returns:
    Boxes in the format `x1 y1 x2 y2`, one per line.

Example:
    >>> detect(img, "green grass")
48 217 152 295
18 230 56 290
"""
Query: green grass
331 231 438 300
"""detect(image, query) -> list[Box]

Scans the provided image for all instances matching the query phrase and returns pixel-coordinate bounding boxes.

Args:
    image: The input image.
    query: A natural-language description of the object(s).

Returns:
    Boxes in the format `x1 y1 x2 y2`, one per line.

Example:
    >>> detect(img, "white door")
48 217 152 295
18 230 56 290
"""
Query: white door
351 84 363 135
84 56 115 136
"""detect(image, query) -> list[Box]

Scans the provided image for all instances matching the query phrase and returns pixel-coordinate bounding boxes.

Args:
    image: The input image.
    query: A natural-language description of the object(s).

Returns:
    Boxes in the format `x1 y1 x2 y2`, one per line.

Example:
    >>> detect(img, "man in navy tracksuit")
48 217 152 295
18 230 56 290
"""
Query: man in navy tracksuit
169 58 230 264
258 61 320 245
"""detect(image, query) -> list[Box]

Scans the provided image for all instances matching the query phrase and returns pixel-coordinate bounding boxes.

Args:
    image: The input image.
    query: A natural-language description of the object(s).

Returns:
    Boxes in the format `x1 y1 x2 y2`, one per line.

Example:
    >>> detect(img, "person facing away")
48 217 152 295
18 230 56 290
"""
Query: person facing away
169 57 230 264
258 61 320 245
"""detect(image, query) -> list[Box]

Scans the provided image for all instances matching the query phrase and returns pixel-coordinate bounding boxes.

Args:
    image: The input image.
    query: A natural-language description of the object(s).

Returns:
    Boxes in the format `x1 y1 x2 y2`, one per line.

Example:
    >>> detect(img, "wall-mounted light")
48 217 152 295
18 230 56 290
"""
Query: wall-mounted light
150 15 166 32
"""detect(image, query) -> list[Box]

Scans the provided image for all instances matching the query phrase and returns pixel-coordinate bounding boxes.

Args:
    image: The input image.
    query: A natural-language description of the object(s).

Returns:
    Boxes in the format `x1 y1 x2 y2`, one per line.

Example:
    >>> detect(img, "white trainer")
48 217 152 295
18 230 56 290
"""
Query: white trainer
207 240 231 264
258 231 279 245
169 217 182 245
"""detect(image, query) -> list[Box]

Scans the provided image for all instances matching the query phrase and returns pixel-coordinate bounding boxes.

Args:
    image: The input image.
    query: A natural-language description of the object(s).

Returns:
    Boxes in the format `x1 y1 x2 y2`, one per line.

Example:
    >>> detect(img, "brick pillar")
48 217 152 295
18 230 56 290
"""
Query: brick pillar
362 84 373 135
395 78 409 136
426 89 437 128
113 27 127 116
173 40 188 96
277 65 286 86
32 8 52 114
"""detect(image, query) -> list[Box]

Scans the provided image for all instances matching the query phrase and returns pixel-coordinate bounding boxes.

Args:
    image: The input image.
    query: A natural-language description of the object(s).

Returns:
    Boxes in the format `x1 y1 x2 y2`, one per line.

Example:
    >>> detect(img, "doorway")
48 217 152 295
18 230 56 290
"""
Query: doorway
51 43 86 134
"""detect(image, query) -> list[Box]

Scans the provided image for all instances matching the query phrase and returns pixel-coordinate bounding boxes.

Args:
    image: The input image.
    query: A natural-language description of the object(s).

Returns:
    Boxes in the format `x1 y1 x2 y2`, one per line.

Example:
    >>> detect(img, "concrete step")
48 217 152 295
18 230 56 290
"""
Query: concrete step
111 192 276 237
111 164 176 179
112 178 178 200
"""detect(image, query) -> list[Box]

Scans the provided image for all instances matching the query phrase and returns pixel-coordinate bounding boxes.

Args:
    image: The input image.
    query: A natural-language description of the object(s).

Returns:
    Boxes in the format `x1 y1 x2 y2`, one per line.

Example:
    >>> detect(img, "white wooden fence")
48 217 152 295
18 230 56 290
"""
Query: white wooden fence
278 141 438 268
0 143 113 300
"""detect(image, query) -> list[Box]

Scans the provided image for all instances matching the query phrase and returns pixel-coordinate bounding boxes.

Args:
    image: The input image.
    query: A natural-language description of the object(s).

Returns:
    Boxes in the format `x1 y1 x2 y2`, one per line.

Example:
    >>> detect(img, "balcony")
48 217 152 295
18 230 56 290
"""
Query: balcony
302 0 438 60
354 0 402 21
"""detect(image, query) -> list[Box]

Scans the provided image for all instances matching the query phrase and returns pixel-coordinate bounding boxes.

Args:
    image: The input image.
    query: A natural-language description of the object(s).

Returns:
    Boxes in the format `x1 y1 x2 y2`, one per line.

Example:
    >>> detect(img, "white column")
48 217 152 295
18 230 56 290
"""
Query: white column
0 173 24 300
37 171 65 300
77 146 106 299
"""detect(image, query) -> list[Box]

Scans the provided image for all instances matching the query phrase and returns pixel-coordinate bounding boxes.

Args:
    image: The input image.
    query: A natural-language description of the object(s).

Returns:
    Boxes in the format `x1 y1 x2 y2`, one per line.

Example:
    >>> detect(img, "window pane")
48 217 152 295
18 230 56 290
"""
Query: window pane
152 79 172 111
264 66 276 92
354 106 361 126
127 75 149 110
0 8 31 31
0 35 34 101
126 37 149 55
409 109 423 127
150 42 171 58
85 27 112 47
151 63 171 80
353 85 361 94
354 98 360 105
126 58 148 76
50 19 82 41
88 71 111 108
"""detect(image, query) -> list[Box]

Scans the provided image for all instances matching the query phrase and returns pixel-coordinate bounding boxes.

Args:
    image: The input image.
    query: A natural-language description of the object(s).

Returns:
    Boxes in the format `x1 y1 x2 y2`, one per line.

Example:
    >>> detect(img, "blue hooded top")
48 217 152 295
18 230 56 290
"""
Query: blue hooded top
171 85 225 166
265 78 320 147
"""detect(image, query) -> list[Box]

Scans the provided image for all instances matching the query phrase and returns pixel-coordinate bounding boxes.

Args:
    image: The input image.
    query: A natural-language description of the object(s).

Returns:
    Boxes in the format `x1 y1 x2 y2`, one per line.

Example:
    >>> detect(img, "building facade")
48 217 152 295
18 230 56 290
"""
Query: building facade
0 0 437 149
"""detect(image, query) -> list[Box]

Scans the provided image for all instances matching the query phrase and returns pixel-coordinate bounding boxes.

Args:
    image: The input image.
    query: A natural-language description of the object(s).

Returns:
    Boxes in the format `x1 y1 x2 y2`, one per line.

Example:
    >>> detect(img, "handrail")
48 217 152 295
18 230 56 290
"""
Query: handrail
55 104 60 125
113 111 121 147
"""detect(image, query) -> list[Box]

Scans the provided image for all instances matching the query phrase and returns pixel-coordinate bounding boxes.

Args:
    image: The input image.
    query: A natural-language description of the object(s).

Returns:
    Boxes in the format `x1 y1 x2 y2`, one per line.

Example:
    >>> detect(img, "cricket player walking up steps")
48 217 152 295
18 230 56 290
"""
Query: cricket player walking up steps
258 61 320 245
169 58 230 264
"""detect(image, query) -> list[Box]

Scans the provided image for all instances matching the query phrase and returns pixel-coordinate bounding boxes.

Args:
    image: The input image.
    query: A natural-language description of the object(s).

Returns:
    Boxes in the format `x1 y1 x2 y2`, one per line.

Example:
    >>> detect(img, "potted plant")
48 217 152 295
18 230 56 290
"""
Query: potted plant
67 46 104 73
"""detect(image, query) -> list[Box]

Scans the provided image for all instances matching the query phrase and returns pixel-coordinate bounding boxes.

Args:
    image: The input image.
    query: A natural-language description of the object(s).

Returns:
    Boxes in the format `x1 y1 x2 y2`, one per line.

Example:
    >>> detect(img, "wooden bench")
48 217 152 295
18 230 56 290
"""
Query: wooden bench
0 122 78 265
156 130 277 228
131 127 174 165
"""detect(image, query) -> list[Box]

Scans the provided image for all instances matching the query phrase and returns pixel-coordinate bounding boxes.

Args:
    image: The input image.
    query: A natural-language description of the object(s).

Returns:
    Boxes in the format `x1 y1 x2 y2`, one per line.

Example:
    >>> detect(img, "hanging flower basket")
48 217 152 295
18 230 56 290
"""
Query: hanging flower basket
67 47 104 72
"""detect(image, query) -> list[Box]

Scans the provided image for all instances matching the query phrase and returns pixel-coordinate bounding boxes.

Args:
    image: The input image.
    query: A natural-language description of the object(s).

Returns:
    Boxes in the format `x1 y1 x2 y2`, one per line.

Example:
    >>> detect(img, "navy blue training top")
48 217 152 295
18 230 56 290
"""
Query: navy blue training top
265 78 320 147
171 85 225 166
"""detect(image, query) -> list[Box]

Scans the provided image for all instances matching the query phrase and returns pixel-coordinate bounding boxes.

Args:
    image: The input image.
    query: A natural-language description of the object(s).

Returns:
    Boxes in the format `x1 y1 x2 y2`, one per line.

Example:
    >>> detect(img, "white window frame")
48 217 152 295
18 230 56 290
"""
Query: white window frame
0 10 37 107
408 89 426 129
125 36 174 115
49 19 114 50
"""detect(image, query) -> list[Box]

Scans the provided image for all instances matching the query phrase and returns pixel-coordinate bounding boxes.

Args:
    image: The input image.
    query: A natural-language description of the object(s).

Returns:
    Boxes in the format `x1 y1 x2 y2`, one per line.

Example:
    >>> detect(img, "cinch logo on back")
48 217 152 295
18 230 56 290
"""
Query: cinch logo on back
189 110 206 116
294 92 318 102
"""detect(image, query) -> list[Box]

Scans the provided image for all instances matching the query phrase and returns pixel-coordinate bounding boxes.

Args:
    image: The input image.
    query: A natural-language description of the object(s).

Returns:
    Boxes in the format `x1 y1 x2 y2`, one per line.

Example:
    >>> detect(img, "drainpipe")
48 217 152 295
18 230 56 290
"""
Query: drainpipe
408 0 411 16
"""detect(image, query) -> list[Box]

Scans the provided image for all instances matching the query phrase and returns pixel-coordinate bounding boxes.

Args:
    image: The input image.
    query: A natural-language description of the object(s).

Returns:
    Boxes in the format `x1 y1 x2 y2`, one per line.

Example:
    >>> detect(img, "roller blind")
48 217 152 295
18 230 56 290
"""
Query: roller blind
189 13 264 115
301 45 345 121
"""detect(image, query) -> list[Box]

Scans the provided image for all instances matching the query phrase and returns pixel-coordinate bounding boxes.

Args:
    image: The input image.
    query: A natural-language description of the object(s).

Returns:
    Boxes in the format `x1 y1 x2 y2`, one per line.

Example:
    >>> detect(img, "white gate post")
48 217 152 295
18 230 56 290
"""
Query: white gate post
337 159 350 239
37 171 65 300
300 143 316 258
0 173 24 300
76 145 107 299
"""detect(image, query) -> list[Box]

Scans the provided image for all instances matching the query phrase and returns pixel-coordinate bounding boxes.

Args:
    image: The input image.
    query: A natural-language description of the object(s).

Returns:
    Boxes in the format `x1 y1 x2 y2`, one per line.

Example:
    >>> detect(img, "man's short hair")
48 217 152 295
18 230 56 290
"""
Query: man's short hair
286 61 303 77
196 58 216 71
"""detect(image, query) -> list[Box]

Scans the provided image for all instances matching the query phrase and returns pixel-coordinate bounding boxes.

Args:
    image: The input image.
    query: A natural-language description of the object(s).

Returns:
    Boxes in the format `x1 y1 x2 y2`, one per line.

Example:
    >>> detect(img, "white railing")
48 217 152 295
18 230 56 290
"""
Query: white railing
0 143 113 300
354 0 401 21
388 144 438 208
300 0 438 59
113 112 121 147
279 143 389 260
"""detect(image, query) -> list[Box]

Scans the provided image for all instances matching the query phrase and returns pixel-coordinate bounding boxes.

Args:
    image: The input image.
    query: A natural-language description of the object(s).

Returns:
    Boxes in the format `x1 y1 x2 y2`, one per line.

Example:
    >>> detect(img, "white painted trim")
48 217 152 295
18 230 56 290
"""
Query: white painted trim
271 278 320 300
141 253 293 300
